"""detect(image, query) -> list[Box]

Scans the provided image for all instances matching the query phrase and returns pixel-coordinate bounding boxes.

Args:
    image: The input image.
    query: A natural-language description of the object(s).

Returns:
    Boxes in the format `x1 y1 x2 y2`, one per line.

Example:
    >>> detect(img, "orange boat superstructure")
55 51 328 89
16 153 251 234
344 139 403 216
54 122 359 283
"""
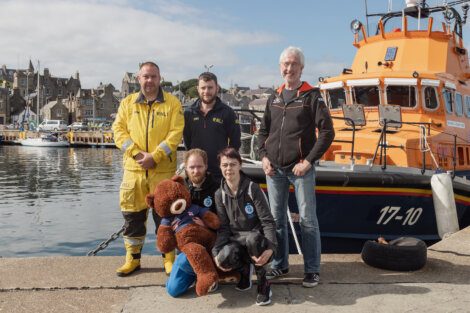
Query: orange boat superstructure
320 4 470 175
243 2 470 252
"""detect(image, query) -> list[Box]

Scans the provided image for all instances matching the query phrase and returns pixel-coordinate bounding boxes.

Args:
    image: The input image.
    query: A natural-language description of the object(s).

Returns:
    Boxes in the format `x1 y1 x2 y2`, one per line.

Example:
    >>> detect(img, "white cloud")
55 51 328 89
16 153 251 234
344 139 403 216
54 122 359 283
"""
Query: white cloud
0 0 281 89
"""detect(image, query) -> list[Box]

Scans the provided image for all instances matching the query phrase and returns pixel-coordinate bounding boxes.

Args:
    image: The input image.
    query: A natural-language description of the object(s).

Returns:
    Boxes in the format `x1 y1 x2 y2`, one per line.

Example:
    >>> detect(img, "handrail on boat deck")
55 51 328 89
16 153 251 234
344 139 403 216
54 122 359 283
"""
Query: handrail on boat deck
371 119 459 177
231 109 460 177
232 108 264 122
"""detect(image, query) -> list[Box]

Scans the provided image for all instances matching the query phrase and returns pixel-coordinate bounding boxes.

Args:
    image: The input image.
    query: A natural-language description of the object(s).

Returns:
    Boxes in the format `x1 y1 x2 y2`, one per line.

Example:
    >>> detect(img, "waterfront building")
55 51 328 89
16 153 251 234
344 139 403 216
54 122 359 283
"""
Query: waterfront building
0 87 9 125
120 72 139 98
41 98 68 121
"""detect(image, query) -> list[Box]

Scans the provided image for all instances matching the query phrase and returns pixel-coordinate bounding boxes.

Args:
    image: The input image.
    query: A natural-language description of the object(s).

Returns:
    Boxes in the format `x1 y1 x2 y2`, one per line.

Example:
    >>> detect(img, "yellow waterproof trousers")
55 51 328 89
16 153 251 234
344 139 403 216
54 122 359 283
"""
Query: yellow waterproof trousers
119 169 173 249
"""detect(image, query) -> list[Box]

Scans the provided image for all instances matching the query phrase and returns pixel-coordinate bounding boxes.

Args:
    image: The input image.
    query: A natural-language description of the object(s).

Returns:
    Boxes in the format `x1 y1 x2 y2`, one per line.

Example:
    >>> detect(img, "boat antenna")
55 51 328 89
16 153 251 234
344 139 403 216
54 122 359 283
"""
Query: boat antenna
364 0 370 36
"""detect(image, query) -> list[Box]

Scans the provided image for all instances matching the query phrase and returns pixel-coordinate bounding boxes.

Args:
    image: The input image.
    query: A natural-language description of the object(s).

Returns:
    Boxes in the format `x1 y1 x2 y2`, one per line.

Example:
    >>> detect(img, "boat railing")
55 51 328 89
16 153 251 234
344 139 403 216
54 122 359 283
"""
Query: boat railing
370 119 468 177
232 108 264 122
435 129 470 179
231 108 359 164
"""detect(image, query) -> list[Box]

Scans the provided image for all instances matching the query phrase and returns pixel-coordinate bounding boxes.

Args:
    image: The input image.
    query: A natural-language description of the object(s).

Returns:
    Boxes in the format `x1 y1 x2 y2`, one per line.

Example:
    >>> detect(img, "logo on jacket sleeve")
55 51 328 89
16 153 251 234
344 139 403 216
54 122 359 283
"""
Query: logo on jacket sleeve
203 196 213 208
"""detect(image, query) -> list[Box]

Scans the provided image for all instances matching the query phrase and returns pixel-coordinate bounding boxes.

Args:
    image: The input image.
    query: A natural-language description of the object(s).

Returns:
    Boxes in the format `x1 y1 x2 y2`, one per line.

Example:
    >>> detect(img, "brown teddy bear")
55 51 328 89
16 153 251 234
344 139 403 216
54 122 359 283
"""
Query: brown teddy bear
146 175 221 296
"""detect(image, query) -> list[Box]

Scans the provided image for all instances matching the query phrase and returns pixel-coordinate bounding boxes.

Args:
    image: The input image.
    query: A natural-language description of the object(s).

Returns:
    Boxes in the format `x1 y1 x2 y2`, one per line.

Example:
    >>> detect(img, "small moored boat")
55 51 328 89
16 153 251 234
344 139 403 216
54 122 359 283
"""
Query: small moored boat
20 133 70 147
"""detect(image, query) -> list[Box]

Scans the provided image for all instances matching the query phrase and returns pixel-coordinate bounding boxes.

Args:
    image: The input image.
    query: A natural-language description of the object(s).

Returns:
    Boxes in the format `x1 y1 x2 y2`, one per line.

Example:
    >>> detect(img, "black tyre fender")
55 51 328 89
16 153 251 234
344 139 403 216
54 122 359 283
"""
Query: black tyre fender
361 237 427 271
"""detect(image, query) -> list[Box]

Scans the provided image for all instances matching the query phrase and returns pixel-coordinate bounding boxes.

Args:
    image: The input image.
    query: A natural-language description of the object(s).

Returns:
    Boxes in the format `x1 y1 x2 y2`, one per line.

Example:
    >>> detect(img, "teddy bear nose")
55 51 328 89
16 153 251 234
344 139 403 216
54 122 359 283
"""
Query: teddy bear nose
170 198 187 214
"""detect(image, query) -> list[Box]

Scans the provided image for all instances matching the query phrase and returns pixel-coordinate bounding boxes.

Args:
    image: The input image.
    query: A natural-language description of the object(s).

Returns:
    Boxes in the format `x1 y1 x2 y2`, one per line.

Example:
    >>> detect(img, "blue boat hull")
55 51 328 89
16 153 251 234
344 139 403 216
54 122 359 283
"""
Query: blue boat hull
243 163 470 253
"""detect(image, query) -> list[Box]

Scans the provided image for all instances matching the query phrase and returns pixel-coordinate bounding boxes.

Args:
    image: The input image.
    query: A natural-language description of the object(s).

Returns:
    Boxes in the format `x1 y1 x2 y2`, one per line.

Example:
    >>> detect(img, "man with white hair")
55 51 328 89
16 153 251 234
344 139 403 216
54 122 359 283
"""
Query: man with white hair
258 46 335 287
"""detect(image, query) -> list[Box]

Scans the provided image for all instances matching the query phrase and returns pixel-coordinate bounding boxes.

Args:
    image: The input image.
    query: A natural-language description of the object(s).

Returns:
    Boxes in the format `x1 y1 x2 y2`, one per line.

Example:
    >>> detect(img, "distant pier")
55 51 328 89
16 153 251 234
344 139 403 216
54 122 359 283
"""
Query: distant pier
0 129 116 148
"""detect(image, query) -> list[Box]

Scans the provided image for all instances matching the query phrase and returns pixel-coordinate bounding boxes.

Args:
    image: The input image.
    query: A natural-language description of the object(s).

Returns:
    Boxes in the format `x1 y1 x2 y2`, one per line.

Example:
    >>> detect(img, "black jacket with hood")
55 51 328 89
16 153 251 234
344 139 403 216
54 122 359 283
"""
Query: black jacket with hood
258 82 335 170
212 172 277 256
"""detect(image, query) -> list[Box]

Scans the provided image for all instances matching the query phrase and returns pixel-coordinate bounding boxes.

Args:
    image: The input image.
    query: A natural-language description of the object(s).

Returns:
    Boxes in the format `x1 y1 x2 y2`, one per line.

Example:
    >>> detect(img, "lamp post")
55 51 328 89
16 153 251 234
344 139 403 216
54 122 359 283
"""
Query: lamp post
92 89 96 128
25 69 31 126
25 70 30 101
176 80 181 102
204 64 213 72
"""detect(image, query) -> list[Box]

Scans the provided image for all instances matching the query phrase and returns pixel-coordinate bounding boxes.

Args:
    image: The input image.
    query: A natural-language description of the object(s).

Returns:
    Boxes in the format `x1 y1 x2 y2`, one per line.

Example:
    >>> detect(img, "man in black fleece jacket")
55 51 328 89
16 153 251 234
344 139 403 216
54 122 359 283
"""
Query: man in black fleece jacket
258 46 335 288
183 72 241 182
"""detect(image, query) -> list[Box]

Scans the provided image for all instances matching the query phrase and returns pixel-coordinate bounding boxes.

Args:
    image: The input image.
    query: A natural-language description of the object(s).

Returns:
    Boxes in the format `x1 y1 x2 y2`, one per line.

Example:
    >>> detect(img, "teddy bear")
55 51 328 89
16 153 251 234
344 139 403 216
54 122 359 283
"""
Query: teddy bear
146 175 221 296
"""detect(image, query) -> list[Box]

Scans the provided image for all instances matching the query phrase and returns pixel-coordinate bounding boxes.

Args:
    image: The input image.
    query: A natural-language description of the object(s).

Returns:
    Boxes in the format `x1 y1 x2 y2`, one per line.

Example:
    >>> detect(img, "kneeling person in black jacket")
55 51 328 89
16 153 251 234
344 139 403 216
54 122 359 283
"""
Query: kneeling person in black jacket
212 148 277 306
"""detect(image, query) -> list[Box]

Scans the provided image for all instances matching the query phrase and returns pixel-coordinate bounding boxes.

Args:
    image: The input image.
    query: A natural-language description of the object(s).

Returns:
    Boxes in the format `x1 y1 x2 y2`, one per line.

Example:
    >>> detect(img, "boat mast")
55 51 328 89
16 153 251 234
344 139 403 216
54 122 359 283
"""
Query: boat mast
36 60 40 128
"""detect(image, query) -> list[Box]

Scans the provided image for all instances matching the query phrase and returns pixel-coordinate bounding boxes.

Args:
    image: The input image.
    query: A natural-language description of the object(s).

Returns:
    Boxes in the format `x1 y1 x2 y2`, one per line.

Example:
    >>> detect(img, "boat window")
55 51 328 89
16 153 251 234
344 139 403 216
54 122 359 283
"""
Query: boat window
351 86 380 107
326 88 346 109
465 96 470 117
443 89 454 114
458 147 464 165
423 86 439 110
386 85 416 108
455 93 464 116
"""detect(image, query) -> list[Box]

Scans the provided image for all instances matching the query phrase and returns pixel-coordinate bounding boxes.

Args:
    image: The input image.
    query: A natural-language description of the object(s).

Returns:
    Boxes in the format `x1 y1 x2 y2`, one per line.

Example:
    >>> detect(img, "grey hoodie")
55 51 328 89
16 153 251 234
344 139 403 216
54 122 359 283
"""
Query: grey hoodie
212 172 277 256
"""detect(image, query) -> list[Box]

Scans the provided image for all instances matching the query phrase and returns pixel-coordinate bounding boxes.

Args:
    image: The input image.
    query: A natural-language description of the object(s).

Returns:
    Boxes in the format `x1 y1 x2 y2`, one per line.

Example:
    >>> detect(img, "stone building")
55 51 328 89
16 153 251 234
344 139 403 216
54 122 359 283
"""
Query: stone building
94 83 120 121
0 61 83 124
121 72 139 98
11 61 35 97
65 83 119 123
0 65 15 89
38 68 81 102
9 88 27 125
0 87 9 125
40 98 68 121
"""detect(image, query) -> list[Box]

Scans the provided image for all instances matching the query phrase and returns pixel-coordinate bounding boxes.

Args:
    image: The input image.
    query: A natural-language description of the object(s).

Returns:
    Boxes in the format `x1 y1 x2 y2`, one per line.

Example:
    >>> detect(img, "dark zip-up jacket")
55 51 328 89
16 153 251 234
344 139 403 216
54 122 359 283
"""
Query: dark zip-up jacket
212 172 277 256
183 98 241 180
184 172 219 213
258 82 335 170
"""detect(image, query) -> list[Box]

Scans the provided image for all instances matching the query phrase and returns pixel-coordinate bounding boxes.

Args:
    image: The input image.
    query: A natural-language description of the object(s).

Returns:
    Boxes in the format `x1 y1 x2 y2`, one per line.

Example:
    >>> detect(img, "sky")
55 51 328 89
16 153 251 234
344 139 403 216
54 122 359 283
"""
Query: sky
1 0 466 90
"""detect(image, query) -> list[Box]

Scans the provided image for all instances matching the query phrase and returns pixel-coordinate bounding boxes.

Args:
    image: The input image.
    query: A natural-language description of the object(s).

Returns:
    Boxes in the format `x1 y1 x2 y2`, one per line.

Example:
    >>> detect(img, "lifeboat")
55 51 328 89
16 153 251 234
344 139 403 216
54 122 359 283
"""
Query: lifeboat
243 0 470 252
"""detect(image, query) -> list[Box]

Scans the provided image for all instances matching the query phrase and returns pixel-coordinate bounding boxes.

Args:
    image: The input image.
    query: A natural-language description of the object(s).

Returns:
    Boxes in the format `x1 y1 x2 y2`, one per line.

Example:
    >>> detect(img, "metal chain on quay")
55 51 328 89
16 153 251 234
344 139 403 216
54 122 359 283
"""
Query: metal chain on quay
87 225 126 256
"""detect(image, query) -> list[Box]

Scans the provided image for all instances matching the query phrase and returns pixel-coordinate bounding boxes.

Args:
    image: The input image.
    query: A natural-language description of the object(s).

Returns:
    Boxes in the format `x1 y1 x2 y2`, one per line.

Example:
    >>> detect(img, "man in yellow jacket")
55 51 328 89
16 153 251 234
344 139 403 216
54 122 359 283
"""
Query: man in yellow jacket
113 61 184 276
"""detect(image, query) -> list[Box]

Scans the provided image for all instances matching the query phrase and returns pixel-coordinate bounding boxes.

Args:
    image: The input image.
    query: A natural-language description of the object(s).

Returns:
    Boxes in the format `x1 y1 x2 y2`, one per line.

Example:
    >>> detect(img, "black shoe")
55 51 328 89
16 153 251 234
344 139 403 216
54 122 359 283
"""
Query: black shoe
256 280 272 306
235 263 254 291
266 268 289 280
302 272 320 288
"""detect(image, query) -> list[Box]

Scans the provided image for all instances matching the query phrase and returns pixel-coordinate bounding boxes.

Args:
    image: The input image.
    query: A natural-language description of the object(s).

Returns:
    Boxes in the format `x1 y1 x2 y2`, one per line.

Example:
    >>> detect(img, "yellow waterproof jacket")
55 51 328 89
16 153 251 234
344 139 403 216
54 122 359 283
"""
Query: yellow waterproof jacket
113 89 184 172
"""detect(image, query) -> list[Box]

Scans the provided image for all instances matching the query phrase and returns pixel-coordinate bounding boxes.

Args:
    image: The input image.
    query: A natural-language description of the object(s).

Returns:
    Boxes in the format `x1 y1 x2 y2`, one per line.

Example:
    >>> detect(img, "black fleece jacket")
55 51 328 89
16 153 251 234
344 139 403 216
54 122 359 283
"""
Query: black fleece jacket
258 82 335 170
183 98 241 181
184 172 219 213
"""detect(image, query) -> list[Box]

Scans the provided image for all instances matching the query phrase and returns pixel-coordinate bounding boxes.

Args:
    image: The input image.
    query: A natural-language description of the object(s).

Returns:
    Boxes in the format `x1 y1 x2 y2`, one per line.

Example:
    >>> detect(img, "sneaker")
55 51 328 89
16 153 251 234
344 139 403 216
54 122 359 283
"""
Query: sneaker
266 268 289 280
236 263 254 291
302 272 320 288
256 280 272 306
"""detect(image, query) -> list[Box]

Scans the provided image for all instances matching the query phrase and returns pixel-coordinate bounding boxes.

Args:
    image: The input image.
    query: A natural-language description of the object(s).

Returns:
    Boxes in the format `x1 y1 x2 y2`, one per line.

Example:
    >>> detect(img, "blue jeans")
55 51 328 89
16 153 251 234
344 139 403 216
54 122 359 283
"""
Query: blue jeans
166 253 195 297
266 167 321 273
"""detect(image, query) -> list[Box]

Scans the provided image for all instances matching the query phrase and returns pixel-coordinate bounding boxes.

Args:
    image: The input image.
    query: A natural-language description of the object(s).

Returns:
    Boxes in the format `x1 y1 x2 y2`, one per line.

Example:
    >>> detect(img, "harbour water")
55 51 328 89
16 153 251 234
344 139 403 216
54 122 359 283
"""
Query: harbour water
0 145 160 257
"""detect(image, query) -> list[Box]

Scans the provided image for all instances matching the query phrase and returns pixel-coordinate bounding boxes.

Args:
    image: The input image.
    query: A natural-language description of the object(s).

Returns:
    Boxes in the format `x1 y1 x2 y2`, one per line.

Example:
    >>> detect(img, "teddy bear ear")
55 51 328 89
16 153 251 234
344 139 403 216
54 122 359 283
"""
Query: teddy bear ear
171 175 185 186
